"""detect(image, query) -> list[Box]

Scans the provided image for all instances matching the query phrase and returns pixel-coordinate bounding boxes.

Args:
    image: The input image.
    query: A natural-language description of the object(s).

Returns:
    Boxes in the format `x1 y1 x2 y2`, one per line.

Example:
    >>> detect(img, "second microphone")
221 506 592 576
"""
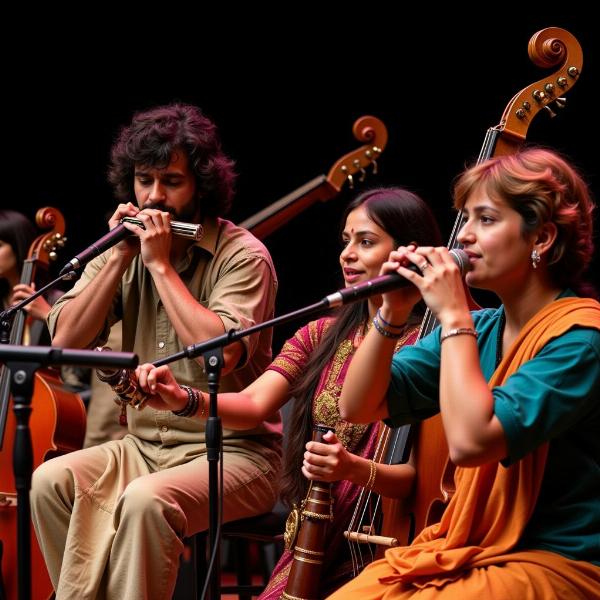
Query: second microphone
325 248 471 307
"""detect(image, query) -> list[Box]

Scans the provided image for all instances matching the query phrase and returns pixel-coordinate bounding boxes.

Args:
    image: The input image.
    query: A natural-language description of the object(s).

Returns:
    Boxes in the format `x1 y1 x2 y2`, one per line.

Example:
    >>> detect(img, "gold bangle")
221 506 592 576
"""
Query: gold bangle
198 390 207 418
440 327 478 343
365 459 377 490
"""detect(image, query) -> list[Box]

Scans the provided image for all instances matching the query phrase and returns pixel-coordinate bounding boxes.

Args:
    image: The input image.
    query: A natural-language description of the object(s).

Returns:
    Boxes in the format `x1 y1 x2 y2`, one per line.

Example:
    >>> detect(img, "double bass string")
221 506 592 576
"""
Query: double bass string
346 423 391 575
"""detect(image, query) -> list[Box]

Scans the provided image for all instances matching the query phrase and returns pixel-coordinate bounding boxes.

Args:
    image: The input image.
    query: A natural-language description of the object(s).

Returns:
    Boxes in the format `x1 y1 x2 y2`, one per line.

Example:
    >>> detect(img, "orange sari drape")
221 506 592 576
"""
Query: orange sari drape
328 298 600 599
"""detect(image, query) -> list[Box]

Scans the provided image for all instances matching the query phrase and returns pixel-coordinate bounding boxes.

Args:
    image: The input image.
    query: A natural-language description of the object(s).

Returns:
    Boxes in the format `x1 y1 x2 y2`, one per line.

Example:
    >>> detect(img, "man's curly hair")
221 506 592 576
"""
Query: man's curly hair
108 103 236 217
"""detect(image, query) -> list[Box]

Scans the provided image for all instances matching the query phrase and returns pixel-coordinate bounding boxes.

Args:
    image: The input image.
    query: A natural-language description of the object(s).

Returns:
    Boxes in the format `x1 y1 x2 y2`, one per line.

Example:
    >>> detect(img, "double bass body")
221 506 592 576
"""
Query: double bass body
0 369 86 599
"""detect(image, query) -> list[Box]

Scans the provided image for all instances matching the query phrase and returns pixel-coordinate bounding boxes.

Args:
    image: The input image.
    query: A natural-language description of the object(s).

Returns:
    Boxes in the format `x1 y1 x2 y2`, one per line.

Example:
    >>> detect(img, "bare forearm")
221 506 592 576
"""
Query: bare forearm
439 334 506 465
200 391 268 429
157 370 289 429
348 456 415 499
340 327 396 423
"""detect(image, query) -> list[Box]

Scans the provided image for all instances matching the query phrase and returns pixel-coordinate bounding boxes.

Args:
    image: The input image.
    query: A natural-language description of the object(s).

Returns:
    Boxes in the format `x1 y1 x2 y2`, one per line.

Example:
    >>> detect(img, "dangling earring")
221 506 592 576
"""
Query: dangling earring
531 248 541 269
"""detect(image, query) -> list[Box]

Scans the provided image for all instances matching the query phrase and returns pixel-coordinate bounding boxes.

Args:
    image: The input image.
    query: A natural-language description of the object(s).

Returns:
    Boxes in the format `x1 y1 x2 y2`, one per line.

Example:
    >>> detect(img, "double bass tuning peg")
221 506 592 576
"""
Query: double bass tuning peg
341 165 354 189
353 159 367 183
554 97 567 109
544 97 567 119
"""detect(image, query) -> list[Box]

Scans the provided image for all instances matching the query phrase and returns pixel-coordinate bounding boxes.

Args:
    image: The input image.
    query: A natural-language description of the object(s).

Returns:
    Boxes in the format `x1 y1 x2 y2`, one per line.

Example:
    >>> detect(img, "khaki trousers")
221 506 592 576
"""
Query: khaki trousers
30 434 280 600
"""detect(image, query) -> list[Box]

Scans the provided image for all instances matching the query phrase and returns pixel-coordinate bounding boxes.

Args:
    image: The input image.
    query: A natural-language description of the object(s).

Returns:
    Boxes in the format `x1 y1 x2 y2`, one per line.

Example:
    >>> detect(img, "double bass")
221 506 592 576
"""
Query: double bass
343 26 583 572
0 207 87 600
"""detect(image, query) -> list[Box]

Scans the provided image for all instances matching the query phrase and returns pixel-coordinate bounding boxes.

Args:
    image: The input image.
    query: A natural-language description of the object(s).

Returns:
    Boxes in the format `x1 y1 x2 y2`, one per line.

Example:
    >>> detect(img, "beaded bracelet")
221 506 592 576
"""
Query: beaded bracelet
440 327 478 343
372 315 405 339
365 459 377 490
172 385 199 417
376 309 406 330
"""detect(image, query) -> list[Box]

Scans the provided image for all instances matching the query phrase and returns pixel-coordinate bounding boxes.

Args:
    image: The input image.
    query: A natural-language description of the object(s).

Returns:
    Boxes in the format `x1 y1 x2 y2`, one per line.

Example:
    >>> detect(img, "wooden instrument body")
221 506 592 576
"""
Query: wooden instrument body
0 369 86 599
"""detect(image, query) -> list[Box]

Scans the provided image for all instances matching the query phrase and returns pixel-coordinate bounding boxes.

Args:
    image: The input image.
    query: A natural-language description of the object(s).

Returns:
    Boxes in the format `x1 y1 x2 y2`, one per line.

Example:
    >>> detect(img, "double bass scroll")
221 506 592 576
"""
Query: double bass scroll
485 27 582 157
240 116 388 240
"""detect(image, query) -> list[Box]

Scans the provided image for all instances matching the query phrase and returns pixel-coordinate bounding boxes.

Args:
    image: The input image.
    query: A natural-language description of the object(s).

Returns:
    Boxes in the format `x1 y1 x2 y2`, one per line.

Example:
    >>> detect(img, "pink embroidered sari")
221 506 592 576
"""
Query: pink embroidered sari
259 317 417 599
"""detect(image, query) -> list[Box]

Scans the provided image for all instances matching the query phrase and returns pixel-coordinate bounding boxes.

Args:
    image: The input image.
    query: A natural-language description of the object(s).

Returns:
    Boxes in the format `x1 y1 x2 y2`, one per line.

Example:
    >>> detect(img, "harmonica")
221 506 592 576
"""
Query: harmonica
120 217 203 240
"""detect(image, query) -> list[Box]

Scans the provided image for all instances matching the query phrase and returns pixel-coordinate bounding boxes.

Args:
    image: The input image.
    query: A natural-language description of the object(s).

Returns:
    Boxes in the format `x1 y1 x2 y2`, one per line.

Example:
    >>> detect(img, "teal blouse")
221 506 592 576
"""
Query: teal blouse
385 294 600 566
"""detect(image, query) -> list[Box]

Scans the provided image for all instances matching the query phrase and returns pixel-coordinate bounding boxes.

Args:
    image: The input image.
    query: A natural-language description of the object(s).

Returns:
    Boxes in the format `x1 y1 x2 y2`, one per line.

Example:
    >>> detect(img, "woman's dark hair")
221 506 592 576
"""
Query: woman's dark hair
108 103 237 217
279 187 442 507
0 210 36 305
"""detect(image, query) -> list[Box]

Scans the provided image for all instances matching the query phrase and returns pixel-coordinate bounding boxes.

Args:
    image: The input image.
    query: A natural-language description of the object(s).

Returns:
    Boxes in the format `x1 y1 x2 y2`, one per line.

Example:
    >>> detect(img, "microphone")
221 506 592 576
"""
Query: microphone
59 223 130 276
59 203 164 276
325 248 471 307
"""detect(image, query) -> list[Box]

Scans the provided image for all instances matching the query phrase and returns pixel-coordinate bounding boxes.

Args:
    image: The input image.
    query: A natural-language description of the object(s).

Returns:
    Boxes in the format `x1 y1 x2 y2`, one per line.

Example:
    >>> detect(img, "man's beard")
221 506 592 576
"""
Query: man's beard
144 199 200 223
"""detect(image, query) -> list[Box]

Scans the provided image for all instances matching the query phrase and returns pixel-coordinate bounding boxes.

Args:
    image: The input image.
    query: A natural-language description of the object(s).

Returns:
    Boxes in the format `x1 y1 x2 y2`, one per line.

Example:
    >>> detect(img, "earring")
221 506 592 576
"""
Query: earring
531 249 541 269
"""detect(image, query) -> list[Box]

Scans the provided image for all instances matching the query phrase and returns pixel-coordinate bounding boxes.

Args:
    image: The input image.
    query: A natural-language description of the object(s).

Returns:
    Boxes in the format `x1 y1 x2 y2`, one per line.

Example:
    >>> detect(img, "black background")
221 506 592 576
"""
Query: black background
6 15 598 353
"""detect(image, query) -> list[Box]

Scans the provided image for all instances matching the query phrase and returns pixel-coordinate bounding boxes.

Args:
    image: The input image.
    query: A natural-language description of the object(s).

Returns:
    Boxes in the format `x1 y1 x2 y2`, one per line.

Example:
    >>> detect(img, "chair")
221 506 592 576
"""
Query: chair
174 404 292 599
214 508 287 599
173 507 287 600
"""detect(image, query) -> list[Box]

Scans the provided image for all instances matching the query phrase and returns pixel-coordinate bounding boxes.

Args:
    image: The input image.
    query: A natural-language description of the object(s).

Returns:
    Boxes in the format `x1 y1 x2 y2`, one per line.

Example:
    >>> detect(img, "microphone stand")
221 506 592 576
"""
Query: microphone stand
0 338 137 600
152 297 331 600
0 345 137 600
0 269 80 454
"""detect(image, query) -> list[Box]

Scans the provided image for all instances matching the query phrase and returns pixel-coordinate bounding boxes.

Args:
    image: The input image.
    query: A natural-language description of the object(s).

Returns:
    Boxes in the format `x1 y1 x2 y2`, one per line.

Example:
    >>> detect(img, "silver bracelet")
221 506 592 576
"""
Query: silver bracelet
440 327 478 343
372 316 405 339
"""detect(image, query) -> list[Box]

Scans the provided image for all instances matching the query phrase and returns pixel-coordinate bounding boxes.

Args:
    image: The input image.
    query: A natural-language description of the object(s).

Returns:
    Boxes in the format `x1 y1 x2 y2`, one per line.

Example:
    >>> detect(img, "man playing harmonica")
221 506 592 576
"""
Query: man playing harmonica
30 103 281 600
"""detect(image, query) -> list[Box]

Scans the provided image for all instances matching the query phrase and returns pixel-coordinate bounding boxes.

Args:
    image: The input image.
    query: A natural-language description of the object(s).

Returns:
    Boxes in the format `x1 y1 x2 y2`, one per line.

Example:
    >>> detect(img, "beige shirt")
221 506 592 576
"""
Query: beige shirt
48 217 281 448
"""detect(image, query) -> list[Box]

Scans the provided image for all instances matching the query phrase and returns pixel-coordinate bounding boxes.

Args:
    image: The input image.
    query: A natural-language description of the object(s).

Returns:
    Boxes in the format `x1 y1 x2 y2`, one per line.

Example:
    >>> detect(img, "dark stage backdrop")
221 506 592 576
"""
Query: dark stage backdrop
6 17 598 354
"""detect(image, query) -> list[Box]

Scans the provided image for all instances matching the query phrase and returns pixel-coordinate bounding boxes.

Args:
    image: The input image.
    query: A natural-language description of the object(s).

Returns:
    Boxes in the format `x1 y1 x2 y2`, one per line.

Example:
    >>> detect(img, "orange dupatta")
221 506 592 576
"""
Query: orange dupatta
330 297 600 599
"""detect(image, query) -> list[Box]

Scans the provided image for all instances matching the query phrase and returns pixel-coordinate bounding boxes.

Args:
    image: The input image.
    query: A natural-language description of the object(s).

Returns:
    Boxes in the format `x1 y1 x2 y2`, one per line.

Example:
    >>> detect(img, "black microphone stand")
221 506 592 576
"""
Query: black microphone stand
0 345 138 600
0 271 137 600
152 296 332 600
